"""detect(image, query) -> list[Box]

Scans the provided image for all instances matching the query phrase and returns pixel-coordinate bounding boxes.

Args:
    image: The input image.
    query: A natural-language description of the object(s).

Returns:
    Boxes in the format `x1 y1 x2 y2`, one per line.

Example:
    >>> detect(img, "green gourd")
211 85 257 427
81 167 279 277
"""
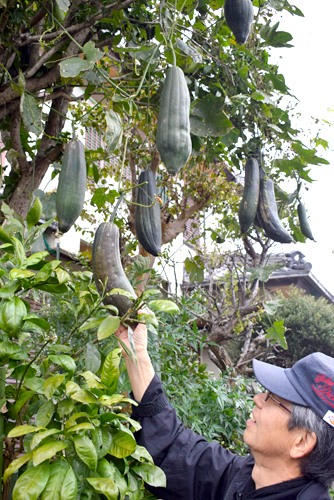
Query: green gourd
56 138 87 233
257 177 293 244
135 170 162 256
238 157 260 234
297 202 315 241
92 222 136 317
156 66 192 175
224 0 254 45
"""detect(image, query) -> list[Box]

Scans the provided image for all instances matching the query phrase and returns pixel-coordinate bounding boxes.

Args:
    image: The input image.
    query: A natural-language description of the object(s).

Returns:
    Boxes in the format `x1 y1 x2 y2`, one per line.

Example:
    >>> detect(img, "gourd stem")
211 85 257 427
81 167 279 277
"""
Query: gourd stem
118 132 129 192
171 45 176 66
108 180 149 223
109 192 126 223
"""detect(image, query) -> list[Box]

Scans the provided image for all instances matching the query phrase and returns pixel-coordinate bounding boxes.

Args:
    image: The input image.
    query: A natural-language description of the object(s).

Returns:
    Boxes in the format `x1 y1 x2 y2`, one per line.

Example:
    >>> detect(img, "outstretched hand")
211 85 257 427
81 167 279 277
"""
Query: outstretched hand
114 309 149 358
114 309 155 401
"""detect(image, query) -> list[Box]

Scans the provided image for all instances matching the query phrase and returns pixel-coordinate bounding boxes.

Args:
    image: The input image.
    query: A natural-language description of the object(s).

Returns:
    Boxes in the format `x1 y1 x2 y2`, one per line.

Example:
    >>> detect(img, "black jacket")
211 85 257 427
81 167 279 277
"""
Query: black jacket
131 375 330 500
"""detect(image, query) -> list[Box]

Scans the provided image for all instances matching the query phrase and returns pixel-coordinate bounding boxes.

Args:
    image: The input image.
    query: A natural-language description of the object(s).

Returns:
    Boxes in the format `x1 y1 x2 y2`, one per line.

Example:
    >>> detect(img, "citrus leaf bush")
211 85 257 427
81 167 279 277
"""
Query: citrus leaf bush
0 203 168 500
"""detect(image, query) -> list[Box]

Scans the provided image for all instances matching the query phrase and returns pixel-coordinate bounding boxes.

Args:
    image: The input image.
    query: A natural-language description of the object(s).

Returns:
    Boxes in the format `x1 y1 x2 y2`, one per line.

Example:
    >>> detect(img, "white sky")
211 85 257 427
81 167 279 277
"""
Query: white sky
268 0 334 294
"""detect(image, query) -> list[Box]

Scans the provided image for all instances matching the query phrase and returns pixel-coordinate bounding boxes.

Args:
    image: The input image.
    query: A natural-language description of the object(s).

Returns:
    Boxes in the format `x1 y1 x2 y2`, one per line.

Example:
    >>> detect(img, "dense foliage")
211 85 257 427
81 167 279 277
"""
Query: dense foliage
148 304 255 454
0 205 179 500
257 286 334 367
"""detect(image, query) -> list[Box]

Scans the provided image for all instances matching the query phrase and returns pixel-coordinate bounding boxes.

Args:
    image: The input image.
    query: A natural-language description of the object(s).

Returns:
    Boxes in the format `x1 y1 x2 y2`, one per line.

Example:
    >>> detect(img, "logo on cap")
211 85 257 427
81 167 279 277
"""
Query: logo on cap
312 373 334 410
323 410 334 428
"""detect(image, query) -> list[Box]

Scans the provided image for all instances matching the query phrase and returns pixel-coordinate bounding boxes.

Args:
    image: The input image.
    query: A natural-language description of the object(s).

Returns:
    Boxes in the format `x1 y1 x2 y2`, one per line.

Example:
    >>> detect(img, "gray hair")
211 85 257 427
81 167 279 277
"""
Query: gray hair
288 404 334 487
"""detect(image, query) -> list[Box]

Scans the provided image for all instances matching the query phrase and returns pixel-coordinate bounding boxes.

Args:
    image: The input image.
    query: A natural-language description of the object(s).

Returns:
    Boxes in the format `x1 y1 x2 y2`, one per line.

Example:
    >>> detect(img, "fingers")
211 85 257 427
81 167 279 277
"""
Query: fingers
137 307 154 317
114 323 128 338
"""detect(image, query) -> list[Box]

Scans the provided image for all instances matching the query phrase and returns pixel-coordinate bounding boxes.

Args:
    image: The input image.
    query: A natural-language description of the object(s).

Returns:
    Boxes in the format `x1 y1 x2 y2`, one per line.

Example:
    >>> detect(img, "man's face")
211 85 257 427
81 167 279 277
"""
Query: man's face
243 392 298 461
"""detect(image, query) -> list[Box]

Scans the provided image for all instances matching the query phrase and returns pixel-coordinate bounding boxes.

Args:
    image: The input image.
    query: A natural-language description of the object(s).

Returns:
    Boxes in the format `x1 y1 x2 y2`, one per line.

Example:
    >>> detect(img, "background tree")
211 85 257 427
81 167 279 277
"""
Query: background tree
257 286 334 367
0 0 327 242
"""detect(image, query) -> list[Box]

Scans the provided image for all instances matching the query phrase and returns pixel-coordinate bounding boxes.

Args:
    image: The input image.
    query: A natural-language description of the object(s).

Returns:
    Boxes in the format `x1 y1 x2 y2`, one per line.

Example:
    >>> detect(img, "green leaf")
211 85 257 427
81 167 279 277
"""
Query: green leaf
12 461 50 500
36 400 54 427
137 312 159 328
59 57 90 78
49 355 76 376
91 428 112 460
33 260 61 284
55 268 70 284
190 96 234 137
97 457 127 498
20 93 43 135
80 371 103 389
55 0 70 11
108 428 136 458
44 374 65 399
31 429 60 450
70 389 98 405
3 451 33 483
65 422 95 433
0 296 27 337
105 110 123 154
83 41 103 65
184 257 204 282
99 394 124 406
41 460 69 500
132 464 166 488
101 349 121 391
65 381 80 396
141 289 161 301
13 391 35 414
0 341 23 359
57 399 75 417
147 300 180 314
26 251 49 267
97 316 120 340
8 425 46 438
246 262 285 282
107 288 136 300
131 445 154 464
9 268 35 279
263 298 282 316
78 316 106 332
60 466 78 500
33 440 67 466
0 226 13 244
73 435 97 470
266 319 288 349
250 91 274 105
27 198 43 231
86 478 118 500
84 343 101 373
24 377 45 394
0 280 20 299
23 314 50 330
36 283 68 294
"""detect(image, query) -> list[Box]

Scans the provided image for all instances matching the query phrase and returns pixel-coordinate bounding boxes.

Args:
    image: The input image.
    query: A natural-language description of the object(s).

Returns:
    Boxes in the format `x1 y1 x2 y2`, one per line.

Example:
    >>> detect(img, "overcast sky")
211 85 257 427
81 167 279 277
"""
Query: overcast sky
268 0 334 294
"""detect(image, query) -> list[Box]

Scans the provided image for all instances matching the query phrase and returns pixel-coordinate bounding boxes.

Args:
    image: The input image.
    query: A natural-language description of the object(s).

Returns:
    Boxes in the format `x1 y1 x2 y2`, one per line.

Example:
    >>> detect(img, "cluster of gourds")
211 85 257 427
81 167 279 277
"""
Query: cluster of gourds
238 156 314 243
54 0 313 314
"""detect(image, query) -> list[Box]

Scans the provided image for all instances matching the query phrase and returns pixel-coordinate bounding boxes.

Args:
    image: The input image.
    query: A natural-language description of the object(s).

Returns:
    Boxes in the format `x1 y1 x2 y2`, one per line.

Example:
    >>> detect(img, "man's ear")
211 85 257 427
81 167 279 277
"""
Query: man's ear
290 430 317 459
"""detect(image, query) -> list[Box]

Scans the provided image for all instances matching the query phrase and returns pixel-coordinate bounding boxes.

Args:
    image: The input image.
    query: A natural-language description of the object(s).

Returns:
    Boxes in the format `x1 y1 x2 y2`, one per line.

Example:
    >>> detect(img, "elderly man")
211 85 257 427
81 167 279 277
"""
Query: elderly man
116 321 334 500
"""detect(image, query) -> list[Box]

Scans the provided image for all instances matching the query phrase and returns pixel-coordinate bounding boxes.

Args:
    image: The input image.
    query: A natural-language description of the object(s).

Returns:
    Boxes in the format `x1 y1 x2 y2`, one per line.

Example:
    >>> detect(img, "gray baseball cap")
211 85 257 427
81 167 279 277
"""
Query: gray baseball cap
253 352 334 428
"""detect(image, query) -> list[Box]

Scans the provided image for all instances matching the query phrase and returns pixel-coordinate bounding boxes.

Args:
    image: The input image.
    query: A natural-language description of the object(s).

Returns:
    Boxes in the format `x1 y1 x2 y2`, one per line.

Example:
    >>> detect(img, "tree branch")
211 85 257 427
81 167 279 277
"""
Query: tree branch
9 108 28 173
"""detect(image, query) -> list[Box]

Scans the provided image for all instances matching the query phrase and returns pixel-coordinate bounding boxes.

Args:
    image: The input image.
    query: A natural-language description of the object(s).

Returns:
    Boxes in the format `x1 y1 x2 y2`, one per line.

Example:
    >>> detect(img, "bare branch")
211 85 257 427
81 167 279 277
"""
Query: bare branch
27 2 51 30
24 37 66 79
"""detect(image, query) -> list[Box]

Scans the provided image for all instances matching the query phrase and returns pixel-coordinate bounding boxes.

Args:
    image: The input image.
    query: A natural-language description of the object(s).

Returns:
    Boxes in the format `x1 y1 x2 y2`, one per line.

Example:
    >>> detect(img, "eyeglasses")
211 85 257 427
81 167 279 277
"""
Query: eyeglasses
265 392 291 414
